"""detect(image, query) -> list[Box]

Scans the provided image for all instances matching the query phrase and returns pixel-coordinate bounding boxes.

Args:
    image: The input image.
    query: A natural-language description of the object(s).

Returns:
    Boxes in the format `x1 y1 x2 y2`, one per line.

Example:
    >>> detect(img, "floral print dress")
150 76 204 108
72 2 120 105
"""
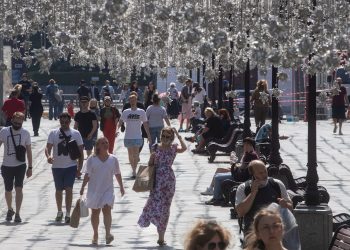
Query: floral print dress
138 143 178 232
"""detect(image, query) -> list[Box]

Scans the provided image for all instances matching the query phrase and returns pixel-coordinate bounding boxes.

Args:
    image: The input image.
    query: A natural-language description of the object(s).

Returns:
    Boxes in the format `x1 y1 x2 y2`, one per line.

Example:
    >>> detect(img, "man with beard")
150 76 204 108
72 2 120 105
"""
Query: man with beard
0 112 32 223
45 112 84 223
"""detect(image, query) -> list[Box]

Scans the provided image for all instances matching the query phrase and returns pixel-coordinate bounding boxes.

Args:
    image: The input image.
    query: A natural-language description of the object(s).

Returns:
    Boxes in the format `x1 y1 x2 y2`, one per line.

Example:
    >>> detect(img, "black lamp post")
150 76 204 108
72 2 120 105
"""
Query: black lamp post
304 0 320 206
218 65 223 109
243 60 252 138
269 66 283 166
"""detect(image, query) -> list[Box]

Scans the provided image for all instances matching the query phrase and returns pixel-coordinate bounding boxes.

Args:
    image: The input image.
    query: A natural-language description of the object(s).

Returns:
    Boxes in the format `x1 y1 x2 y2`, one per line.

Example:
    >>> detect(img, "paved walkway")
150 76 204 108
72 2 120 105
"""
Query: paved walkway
0 118 349 249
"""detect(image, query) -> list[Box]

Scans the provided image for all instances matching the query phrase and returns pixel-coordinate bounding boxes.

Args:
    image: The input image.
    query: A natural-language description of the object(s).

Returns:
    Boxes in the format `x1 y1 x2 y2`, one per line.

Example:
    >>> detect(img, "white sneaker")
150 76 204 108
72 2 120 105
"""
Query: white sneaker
201 187 214 196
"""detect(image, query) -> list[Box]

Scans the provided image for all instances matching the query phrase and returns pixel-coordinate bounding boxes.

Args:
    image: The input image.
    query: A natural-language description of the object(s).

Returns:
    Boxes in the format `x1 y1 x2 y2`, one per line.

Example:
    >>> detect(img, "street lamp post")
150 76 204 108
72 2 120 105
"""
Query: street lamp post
243 60 251 138
269 66 283 165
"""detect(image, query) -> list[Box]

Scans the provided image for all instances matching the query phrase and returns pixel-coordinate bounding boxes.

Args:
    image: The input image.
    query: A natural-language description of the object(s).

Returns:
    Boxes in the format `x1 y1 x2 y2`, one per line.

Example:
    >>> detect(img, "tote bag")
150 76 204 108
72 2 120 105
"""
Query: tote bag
80 197 89 218
132 164 156 192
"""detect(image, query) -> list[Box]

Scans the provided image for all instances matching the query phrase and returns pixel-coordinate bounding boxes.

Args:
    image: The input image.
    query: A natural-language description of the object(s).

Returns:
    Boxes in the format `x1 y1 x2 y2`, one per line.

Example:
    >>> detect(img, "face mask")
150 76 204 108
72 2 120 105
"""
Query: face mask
12 124 22 130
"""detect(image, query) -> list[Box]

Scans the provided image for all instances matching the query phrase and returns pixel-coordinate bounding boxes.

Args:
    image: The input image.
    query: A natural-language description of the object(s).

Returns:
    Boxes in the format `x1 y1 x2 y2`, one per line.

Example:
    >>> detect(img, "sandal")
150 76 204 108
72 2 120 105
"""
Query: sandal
157 240 167 246
106 234 114 244
92 238 98 245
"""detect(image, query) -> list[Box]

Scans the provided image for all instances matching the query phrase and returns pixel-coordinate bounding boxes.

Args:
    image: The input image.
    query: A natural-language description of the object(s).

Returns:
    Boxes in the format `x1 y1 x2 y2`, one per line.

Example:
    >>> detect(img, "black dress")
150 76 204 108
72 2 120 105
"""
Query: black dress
29 92 44 135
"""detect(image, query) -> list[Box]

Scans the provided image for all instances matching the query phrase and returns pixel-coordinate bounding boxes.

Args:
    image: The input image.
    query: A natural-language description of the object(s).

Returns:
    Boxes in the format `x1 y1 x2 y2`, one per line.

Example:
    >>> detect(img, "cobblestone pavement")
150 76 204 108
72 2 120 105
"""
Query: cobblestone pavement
0 118 349 250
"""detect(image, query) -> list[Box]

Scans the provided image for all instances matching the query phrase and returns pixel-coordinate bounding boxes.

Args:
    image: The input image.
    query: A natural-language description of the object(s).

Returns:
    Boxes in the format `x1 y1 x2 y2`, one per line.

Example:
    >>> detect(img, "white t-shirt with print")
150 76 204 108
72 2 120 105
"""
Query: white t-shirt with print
47 128 83 169
0 127 31 167
120 108 147 139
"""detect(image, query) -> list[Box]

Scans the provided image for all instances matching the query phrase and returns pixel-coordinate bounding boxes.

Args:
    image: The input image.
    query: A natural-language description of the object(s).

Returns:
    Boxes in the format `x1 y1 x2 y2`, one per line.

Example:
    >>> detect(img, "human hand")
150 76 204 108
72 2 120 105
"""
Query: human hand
87 134 92 140
47 156 54 164
26 168 32 178
278 198 289 208
120 186 125 196
76 170 82 178
251 180 260 194
172 127 180 137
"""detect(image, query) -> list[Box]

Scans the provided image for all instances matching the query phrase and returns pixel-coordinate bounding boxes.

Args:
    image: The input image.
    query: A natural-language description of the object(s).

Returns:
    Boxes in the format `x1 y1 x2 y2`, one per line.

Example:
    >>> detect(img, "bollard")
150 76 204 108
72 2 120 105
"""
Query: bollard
294 203 332 250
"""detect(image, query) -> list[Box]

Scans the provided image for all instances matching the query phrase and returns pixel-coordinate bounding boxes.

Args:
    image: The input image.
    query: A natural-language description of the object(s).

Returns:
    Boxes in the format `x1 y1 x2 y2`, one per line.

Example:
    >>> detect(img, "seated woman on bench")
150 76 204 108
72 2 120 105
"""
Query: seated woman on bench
202 137 258 205
190 108 225 154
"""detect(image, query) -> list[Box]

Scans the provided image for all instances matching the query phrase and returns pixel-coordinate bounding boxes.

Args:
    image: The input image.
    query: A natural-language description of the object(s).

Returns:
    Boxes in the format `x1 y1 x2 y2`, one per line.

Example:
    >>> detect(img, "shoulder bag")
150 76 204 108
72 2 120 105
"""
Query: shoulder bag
10 127 26 162
60 128 81 160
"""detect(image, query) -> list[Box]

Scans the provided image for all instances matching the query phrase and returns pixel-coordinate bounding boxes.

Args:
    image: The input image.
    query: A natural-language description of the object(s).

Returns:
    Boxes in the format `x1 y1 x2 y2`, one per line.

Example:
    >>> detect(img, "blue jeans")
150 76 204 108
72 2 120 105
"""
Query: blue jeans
49 101 58 120
213 173 233 200
149 126 163 146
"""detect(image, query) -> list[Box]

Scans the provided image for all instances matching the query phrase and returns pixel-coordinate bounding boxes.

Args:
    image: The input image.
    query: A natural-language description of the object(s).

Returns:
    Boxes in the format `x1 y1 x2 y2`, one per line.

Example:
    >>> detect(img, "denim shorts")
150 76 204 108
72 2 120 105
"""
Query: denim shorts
1 164 27 191
124 139 144 148
52 165 77 191
83 138 94 150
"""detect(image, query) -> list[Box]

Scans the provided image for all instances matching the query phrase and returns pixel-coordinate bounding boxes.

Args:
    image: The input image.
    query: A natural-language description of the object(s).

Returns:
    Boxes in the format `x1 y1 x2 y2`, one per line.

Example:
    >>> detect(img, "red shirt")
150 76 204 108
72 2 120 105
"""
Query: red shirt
67 103 75 118
2 98 25 120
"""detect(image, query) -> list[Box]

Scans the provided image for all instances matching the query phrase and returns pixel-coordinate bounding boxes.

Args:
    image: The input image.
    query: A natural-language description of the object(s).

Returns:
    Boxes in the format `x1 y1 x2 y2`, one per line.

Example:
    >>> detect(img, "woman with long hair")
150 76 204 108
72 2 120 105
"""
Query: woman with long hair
184 220 232 250
245 209 286 250
143 81 157 108
251 80 270 133
80 137 125 245
138 127 187 246
100 96 120 153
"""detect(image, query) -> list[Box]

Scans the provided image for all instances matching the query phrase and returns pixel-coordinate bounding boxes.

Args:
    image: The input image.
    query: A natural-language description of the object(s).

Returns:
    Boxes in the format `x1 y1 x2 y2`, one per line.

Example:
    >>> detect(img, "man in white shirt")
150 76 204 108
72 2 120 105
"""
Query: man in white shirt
0 112 32 223
45 112 84 223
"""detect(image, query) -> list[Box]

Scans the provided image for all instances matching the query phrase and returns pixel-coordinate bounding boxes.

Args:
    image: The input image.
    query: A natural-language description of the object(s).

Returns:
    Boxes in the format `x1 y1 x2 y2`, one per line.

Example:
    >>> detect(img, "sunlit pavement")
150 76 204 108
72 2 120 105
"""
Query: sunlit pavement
0 117 349 249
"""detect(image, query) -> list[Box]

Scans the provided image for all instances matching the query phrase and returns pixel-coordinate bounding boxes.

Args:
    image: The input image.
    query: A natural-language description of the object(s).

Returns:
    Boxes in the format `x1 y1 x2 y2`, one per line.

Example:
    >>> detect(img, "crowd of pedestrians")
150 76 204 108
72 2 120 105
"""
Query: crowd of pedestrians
2 76 336 249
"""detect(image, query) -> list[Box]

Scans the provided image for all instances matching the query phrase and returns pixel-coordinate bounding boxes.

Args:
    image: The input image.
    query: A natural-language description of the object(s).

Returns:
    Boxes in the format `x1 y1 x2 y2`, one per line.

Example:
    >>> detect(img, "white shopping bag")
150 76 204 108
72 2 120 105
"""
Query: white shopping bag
80 197 89 217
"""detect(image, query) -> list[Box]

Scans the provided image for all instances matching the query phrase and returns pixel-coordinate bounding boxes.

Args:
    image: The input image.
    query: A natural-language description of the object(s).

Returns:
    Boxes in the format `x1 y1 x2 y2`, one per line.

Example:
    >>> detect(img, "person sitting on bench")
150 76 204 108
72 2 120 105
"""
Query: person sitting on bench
235 160 293 234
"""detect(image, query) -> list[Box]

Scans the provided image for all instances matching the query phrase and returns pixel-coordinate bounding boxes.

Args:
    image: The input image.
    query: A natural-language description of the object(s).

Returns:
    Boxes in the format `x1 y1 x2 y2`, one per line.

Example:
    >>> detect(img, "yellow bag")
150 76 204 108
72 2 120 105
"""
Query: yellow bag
70 199 81 228
132 164 156 192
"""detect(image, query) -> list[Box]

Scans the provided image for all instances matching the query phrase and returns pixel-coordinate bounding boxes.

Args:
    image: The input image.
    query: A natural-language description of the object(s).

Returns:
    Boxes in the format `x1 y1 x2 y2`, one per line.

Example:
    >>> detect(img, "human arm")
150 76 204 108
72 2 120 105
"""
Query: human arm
235 181 260 218
276 180 293 211
79 173 90 195
172 128 187 153
164 117 171 127
26 145 33 178
142 121 152 144
45 143 54 164
77 145 84 177
74 121 78 130
115 174 125 196
87 120 98 140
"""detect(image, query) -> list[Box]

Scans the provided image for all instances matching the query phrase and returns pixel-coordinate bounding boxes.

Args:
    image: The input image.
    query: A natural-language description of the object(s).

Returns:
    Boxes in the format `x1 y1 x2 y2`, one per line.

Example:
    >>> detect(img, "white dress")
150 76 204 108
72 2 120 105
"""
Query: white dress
83 155 121 209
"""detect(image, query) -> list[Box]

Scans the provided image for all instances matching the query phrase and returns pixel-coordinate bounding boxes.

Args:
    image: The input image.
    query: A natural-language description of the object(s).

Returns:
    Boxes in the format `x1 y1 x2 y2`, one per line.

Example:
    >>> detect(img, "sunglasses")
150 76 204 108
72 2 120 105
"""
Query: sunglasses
207 241 226 250
161 134 172 139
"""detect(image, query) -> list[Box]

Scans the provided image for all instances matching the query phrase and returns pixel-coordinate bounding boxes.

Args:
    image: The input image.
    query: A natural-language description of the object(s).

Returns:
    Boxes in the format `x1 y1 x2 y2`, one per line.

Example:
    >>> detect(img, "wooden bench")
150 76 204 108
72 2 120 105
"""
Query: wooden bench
329 224 350 250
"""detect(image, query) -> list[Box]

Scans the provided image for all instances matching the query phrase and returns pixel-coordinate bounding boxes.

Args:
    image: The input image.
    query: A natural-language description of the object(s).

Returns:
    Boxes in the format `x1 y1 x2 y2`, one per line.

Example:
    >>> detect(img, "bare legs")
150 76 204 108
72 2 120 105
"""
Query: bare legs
91 205 113 244
5 188 23 214
333 118 344 135
127 147 139 176
55 188 73 215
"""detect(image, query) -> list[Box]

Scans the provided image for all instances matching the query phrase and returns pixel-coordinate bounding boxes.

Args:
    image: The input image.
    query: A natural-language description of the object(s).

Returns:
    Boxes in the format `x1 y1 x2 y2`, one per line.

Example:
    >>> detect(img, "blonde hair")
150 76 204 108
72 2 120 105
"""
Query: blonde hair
184 220 231 250
89 98 98 108
204 107 217 117
93 137 109 156
160 127 175 143
244 209 284 250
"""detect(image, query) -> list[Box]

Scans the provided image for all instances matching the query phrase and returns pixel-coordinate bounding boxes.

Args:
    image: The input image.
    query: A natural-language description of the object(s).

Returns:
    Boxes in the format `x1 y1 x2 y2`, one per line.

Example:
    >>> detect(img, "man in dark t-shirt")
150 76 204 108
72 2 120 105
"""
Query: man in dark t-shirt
18 73 32 119
74 96 97 157
76 80 91 99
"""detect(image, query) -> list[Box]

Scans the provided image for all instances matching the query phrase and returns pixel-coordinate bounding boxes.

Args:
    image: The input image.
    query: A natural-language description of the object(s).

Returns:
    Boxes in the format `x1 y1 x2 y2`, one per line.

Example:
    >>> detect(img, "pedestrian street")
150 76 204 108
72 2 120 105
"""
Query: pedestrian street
0 118 350 249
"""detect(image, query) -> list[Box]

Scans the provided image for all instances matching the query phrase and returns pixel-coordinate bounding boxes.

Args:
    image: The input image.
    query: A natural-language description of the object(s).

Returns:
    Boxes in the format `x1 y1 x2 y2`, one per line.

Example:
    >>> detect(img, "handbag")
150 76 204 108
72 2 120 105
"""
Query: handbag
70 198 81 228
60 128 81 160
132 164 156 192
80 197 89 218
10 127 26 162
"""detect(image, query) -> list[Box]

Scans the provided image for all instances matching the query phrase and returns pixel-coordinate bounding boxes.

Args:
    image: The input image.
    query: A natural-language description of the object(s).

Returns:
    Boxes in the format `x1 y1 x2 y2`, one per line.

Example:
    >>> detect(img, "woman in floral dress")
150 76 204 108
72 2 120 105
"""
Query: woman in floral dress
138 127 187 246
